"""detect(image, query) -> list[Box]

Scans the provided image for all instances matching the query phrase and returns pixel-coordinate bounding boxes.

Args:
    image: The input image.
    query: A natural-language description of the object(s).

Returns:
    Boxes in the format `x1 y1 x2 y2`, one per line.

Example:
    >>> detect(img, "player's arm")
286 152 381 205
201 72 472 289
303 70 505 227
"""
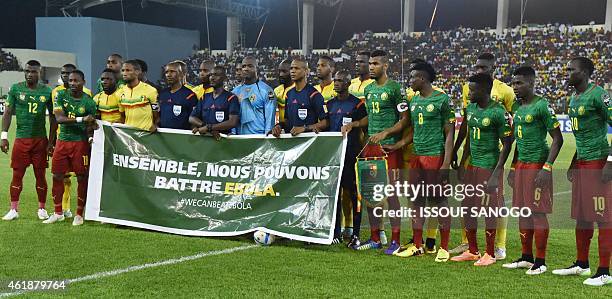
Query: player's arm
442 122 455 170
370 110 409 143
290 92 328 136
441 97 456 169
342 115 368 136
533 102 563 186
54 109 95 125
0 99 13 154
507 142 519 188
270 93 288 138
382 101 412 152
46 98 57 154
488 114 513 191
598 91 612 182
453 86 469 168
452 108 468 169
305 93 330 134
206 115 239 138
150 92 160 132
456 129 470 182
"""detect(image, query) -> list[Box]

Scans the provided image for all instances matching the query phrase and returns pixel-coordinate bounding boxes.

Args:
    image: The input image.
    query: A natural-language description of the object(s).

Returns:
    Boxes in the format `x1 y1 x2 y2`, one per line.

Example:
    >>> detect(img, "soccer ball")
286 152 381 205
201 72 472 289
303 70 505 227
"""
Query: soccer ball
253 230 275 246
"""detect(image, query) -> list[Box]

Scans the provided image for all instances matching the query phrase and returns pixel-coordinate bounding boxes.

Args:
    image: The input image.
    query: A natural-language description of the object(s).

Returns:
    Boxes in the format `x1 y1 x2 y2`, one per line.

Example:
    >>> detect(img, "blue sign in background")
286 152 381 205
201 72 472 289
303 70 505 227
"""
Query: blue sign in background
556 115 612 134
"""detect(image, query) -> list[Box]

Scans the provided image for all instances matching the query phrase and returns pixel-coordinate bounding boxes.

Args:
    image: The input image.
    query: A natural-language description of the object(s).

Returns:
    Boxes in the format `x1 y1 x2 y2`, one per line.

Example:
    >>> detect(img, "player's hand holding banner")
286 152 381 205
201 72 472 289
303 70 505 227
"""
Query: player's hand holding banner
85 121 347 244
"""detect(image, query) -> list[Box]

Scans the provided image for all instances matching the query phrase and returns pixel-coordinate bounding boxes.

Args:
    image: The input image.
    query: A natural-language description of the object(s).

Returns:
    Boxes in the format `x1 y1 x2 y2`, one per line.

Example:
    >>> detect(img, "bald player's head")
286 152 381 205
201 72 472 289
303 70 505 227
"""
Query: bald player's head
241 56 258 83
278 59 292 85
199 60 214 86
333 70 351 94
290 57 308 82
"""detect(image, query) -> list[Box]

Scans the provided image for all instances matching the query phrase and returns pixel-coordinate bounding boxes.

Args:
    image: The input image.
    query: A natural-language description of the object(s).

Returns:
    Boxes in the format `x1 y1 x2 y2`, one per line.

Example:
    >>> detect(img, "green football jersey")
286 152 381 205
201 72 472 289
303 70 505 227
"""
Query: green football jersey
409 90 456 156
466 100 512 169
568 84 611 161
6 82 52 139
364 79 404 145
53 92 97 142
513 96 560 163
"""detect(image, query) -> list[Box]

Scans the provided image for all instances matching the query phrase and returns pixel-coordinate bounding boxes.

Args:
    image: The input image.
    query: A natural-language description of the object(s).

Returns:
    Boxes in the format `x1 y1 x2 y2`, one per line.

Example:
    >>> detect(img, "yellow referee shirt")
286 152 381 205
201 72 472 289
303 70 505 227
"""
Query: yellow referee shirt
314 82 337 102
118 82 158 131
190 84 214 100
348 77 374 100
274 83 294 124
462 79 516 112
94 89 123 123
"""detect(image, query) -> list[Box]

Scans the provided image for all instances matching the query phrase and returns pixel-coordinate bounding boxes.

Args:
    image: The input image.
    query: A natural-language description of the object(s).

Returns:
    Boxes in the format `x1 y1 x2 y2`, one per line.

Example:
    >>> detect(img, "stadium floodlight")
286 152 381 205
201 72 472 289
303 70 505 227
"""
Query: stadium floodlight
59 0 270 20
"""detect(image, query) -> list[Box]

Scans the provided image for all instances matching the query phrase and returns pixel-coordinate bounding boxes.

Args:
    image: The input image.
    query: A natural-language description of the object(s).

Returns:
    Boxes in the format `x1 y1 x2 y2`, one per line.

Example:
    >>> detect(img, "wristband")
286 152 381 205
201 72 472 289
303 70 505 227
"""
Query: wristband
1 131 7 140
76 117 83 123
510 163 516 171
542 162 553 172
608 155 612 162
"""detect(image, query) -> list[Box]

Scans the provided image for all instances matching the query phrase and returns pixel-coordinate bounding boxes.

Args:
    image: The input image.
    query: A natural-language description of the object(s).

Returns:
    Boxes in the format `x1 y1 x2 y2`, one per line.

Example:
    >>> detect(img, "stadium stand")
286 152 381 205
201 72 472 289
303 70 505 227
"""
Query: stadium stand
0 49 21 72
174 24 610 113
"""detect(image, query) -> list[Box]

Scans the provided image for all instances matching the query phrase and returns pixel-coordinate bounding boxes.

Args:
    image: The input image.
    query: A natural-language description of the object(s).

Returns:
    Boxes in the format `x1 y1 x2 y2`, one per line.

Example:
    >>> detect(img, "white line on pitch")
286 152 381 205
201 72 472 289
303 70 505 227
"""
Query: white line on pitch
553 190 571 195
0 244 258 298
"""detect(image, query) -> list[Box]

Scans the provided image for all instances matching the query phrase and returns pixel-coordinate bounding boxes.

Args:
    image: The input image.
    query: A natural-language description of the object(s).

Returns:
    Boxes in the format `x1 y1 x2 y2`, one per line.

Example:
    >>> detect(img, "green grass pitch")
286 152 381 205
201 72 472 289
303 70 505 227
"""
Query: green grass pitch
0 116 610 298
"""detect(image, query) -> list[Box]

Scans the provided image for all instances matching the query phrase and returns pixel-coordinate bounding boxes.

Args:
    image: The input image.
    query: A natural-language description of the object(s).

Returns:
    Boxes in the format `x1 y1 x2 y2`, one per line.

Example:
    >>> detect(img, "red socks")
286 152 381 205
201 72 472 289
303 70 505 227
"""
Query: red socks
33 167 47 208
9 168 26 210
533 215 549 259
76 177 88 217
51 177 64 214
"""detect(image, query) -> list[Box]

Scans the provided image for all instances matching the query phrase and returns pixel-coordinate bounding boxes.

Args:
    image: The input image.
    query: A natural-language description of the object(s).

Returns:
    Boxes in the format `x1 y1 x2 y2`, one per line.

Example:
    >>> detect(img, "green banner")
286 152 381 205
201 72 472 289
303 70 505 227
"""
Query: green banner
85 122 347 244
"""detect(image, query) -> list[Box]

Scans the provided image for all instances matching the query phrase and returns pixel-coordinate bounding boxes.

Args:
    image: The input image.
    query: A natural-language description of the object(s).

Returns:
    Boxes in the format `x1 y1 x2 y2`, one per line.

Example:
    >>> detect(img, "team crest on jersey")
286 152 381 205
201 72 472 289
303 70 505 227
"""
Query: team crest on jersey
426 104 434 112
19 93 25 101
367 94 372 100
482 117 491 126
78 107 85 114
411 105 416 112
381 92 388 101
525 114 533 123
467 114 472 121
249 95 256 102
578 106 585 115
39 96 46 102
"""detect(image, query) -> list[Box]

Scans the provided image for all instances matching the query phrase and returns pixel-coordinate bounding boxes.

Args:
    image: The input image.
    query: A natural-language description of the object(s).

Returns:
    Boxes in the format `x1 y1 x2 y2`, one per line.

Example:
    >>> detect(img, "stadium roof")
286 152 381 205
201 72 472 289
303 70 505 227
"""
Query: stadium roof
50 0 271 20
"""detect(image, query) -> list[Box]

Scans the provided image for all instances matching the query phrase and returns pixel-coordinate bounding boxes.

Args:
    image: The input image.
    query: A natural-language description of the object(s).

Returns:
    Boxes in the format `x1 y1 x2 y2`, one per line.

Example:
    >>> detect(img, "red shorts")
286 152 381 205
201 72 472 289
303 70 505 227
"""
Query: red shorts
409 155 443 185
361 144 402 182
11 137 48 169
571 159 611 223
512 162 553 214
51 140 91 175
464 165 504 208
